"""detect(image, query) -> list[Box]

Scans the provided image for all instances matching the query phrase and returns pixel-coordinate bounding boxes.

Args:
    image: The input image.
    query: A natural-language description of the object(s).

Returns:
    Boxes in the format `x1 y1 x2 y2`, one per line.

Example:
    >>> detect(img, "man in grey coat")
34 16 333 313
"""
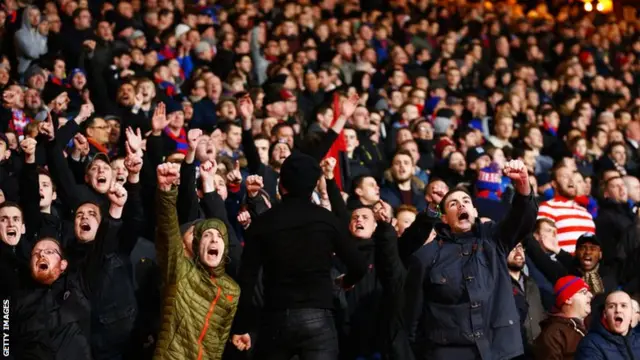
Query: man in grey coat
15 5 48 76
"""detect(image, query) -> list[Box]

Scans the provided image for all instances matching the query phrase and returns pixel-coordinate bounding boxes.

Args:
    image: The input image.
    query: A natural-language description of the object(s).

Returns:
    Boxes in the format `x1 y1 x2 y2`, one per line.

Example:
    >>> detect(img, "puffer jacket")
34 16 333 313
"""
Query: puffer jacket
153 189 240 360
575 316 640 360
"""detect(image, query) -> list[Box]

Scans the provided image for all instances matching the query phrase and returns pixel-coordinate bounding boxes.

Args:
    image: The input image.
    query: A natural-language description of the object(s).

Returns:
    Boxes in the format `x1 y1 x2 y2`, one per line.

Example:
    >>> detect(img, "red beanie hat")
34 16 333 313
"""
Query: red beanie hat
554 276 589 309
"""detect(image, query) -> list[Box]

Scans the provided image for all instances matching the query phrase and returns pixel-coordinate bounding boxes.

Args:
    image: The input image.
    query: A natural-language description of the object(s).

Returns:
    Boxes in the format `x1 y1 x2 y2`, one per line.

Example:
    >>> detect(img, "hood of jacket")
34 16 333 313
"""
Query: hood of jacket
20 5 39 32
192 218 229 277
540 314 587 335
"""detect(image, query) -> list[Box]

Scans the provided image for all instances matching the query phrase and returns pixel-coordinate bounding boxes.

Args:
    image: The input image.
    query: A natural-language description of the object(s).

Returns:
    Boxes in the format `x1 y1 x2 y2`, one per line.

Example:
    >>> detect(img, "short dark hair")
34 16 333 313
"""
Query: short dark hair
75 201 102 218
37 167 56 192
439 188 473 214
270 122 293 137
218 121 241 134
0 201 23 218
351 175 376 192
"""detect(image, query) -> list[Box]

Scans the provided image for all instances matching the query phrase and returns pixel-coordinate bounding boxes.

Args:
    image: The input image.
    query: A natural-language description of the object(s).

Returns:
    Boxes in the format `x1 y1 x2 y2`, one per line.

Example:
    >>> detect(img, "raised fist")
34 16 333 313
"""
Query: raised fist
237 210 251 229
320 157 337 180
20 138 37 156
108 183 128 208
156 163 180 191
503 159 530 195
187 128 203 151
245 175 263 198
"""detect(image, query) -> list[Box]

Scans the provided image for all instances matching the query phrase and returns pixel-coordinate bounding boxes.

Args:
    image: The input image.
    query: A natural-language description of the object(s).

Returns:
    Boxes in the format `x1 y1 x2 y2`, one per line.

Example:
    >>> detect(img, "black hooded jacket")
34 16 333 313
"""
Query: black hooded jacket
233 152 367 334
9 216 122 360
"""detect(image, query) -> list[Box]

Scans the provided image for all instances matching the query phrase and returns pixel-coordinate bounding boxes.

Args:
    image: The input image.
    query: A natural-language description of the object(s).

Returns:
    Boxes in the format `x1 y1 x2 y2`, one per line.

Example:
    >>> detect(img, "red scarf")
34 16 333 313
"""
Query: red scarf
87 138 110 154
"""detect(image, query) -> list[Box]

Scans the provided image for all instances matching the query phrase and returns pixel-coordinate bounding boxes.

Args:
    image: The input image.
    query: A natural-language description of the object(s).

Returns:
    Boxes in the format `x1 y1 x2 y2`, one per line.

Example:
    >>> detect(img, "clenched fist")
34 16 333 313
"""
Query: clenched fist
20 138 36 163
245 175 263 198
320 157 337 180
237 210 252 229
108 183 128 208
157 163 181 192
503 159 530 195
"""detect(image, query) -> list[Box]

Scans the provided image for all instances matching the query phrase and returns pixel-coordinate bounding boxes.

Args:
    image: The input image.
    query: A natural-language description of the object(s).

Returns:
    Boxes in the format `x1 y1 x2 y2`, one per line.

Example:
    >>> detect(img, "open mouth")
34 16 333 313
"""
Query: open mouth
97 176 107 185
207 248 219 257
582 257 593 266
458 212 470 221
40 194 45 200
80 222 91 232
116 176 126 183
615 316 624 327
37 262 49 271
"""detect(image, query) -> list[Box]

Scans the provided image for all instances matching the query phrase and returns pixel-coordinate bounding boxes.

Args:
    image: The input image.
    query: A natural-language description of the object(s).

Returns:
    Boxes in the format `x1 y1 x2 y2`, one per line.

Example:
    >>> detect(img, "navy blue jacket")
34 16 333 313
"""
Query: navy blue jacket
575 316 640 360
403 191 538 360
380 182 427 212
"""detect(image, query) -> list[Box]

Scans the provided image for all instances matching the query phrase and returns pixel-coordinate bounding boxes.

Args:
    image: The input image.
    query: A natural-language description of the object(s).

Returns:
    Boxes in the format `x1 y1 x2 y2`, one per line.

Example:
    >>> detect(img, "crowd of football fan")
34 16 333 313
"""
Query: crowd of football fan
1 0 640 359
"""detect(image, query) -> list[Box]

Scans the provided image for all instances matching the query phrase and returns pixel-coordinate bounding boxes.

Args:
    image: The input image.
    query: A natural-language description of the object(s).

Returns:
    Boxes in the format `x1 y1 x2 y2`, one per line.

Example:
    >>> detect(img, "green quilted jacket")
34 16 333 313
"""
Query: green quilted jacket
153 189 240 360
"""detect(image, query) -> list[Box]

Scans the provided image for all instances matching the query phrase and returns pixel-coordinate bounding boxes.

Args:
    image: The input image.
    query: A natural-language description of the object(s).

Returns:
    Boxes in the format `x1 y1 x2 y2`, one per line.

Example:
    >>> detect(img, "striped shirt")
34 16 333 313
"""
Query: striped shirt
537 196 596 254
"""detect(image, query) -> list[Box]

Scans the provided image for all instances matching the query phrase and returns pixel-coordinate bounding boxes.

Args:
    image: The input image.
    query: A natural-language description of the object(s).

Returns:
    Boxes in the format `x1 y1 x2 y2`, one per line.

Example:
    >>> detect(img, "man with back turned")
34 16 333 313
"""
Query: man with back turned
232 151 367 359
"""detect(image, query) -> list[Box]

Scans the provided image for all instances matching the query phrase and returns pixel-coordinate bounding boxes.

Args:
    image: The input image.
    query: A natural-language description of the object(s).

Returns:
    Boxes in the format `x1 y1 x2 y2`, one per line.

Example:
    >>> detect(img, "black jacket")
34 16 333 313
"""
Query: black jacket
511 273 545 356
403 192 538 360
595 199 637 266
0 239 31 300
9 216 122 360
234 195 367 334
334 238 383 359
397 208 440 267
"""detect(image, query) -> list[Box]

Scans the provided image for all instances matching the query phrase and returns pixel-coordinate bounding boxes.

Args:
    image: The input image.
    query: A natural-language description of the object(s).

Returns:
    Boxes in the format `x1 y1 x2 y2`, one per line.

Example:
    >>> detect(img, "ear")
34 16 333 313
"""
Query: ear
471 207 478 219
354 187 363 197
84 173 90 184
60 259 68 272
440 212 449 225
52 191 57 201
20 224 25 235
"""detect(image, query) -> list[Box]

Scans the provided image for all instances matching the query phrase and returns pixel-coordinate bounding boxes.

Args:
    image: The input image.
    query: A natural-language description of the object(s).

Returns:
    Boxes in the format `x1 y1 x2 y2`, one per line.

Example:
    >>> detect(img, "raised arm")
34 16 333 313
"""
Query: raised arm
120 147 145 255
57 103 94 147
522 235 568 284
177 129 203 224
322 158 349 225
493 160 538 252
155 163 183 283
239 97 266 176
306 94 359 162
18 138 42 238
44 118 86 211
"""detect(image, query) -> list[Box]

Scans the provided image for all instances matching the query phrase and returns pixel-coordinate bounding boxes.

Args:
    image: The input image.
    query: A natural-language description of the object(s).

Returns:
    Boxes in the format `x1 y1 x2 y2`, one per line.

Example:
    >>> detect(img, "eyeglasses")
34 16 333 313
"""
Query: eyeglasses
32 248 61 257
